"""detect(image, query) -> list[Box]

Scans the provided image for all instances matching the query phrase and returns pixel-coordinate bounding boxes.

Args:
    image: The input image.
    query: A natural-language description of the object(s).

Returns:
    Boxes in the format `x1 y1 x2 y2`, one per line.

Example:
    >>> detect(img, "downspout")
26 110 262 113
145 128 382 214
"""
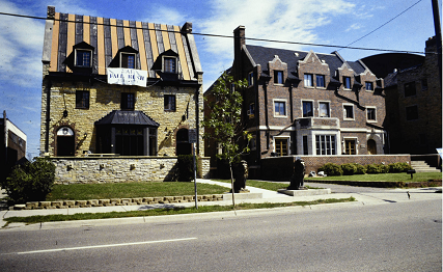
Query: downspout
45 80 52 154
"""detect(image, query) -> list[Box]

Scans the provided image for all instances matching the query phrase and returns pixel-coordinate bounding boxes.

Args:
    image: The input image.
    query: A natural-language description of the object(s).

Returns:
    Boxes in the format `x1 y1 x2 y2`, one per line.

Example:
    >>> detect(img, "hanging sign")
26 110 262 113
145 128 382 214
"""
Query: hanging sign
189 129 197 143
107 68 147 87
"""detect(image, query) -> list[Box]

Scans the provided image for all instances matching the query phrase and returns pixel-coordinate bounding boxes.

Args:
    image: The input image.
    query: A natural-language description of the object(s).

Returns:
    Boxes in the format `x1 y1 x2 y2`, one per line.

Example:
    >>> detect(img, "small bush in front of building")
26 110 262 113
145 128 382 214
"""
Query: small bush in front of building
2 157 56 203
354 163 367 174
366 163 389 174
341 163 357 175
388 162 412 173
177 155 198 181
318 163 343 176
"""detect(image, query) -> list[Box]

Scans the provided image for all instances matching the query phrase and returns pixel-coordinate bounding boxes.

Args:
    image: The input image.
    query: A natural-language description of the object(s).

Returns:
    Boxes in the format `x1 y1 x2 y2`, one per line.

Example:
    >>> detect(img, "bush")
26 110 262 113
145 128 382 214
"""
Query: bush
366 163 389 174
3 157 56 203
354 163 367 174
318 163 343 176
341 163 357 175
177 155 198 181
389 162 412 173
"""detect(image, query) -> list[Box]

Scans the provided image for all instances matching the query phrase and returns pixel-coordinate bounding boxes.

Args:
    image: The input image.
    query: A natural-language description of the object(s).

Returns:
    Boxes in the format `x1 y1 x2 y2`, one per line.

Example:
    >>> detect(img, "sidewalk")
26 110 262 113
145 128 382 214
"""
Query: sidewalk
1 179 441 229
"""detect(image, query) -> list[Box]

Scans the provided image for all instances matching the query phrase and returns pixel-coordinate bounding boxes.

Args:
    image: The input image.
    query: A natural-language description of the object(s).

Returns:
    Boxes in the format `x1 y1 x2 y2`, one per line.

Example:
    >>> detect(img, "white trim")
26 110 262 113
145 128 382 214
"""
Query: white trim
301 99 315 117
342 103 355 121
120 52 137 69
318 100 331 118
342 136 359 155
273 99 288 118
366 106 377 122
273 135 291 156
242 45 256 67
74 48 93 68
162 56 177 73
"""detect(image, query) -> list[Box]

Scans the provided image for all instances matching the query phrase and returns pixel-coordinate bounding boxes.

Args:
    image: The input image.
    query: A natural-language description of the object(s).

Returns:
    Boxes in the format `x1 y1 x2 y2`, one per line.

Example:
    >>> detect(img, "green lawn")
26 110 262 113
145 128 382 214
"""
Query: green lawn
3 197 355 224
46 182 227 201
305 172 442 182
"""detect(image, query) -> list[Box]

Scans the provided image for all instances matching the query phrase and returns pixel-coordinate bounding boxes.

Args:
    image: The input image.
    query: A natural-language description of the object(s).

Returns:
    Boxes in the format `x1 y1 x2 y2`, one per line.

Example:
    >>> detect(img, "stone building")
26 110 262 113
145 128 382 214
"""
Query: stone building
40 6 208 182
362 36 442 156
205 26 388 176
1 111 27 183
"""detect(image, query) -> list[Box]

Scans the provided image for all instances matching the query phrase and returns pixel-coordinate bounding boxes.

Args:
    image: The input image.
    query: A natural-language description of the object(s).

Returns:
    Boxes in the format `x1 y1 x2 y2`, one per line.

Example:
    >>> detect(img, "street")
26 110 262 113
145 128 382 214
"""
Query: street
0 195 441 271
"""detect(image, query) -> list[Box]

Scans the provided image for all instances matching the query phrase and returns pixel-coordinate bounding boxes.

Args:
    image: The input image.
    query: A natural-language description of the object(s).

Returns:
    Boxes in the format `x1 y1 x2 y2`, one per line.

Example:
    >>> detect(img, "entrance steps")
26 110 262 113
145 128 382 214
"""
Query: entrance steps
411 161 441 172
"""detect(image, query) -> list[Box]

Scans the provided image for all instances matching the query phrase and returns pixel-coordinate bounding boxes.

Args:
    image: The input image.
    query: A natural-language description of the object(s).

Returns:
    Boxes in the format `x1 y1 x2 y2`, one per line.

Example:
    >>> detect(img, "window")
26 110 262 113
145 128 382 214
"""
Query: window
121 53 136 69
275 138 288 156
343 76 351 89
164 57 176 73
75 50 92 67
421 79 428 90
248 72 254 86
344 105 354 119
115 126 144 156
248 103 255 116
315 135 336 155
367 108 376 121
303 135 309 155
302 101 313 117
304 74 313 87
319 102 330 117
274 71 284 84
274 101 286 116
404 82 416 96
365 82 373 91
121 93 135 110
164 95 176 111
75 91 90 109
316 75 325 87
406 105 418 120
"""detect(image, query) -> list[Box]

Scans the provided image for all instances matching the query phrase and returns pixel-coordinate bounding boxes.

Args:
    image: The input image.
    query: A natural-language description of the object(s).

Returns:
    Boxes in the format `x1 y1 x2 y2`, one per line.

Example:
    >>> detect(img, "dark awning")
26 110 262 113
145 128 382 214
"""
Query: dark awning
95 110 159 127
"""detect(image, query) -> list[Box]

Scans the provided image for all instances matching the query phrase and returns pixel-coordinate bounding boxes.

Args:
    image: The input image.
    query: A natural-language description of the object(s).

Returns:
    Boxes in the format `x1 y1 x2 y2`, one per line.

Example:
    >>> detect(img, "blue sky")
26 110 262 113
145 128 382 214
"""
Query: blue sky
0 0 441 158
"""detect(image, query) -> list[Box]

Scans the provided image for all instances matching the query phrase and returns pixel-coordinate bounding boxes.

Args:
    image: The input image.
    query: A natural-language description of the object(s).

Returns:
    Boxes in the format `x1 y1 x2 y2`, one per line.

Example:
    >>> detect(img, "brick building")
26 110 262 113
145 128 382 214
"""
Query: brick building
205 26 388 176
362 36 442 156
40 6 208 182
1 111 27 183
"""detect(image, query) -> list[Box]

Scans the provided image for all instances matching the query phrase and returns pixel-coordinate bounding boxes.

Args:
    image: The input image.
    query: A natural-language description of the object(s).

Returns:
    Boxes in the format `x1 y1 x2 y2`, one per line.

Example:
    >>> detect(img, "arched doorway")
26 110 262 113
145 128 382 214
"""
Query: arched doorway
56 127 75 156
367 139 377 155
176 129 191 155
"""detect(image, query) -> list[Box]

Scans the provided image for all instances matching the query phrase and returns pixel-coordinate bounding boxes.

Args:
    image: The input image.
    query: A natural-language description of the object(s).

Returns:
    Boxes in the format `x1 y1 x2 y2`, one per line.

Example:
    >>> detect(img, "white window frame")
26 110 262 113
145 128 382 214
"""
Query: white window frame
301 100 314 117
304 73 314 87
343 103 355 121
273 99 287 118
315 134 337 155
366 106 377 122
273 135 290 156
120 52 137 69
74 49 93 68
318 101 331 118
343 137 359 155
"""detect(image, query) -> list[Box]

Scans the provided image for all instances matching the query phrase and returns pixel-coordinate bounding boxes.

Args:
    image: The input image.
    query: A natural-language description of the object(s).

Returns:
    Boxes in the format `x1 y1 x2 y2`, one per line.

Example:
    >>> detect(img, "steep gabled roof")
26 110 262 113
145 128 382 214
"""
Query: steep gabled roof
42 6 201 81
244 45 368 79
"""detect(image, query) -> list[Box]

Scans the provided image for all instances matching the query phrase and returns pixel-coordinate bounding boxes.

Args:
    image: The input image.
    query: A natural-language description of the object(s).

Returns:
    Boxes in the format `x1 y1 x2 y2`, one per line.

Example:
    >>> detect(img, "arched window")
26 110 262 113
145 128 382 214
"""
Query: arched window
176 129 191 155
56 127 75 156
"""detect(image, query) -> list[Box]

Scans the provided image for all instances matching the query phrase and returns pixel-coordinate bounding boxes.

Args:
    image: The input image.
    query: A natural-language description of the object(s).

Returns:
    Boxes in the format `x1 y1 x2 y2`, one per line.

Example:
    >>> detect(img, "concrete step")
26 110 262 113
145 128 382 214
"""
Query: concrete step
411 161 441 172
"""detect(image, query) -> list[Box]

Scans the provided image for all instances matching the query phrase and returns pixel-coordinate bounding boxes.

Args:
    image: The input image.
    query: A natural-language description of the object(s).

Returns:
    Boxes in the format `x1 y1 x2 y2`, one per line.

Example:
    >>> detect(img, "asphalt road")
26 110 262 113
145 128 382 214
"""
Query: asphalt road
0 197 441 272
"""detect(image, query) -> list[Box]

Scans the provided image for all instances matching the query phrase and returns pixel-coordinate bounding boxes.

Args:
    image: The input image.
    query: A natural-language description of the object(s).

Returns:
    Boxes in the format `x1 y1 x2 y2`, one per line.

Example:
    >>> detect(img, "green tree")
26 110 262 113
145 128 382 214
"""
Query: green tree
202 72 251 207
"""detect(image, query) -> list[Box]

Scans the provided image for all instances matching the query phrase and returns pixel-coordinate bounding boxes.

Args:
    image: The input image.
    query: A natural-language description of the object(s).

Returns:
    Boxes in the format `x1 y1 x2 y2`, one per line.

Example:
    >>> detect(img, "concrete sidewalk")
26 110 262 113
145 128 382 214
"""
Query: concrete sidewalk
0 179 441 229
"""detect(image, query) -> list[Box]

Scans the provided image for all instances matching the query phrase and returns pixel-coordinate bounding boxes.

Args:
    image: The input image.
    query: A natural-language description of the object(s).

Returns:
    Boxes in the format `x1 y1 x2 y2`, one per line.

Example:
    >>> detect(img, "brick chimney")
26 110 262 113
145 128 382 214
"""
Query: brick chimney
233 26 245 67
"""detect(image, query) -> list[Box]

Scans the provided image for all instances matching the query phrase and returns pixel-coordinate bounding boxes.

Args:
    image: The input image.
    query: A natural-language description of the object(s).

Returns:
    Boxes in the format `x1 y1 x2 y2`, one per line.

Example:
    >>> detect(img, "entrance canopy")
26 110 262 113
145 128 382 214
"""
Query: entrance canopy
95 110 159 127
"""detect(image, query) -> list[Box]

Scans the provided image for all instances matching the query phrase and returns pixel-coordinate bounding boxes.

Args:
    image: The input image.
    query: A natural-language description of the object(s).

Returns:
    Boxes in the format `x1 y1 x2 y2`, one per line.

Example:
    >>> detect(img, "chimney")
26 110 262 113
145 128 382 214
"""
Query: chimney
233 26 245 66
47 6 55 19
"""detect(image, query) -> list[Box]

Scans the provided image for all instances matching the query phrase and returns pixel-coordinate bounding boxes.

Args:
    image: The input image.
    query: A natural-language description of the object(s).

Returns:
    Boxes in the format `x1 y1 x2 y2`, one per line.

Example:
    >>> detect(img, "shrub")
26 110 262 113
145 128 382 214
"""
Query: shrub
341 163 357 175
318 163 343 176
389 162 412 173
354 163 367 174
366 163 389 174
3 157 56 203
177 155 198 181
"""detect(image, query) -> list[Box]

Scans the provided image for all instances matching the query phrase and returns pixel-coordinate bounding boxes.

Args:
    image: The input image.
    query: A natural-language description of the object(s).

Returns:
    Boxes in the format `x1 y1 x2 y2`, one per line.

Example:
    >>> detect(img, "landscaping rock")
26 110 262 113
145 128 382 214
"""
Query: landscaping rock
76 200 88 207
26 202 39 210
88 199 100 207
40 201 52 209
52 201 64 209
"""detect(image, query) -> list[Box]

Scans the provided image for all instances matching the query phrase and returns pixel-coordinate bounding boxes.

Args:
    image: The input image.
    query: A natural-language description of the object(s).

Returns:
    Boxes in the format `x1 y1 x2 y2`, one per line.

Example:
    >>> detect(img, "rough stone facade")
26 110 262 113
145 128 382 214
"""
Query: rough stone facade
53 156 210 183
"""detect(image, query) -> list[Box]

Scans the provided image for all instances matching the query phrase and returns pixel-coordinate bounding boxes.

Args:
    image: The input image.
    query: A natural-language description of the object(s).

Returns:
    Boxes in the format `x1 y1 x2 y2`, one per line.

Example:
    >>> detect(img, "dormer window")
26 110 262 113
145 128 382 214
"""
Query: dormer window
121 53 136 69
343 76 351 89
164 57 176 73
75 49 92 67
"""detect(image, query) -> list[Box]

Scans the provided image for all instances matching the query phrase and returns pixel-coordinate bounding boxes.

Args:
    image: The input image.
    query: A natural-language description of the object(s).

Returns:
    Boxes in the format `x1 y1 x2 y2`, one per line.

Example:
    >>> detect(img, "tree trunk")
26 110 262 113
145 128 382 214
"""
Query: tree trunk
229 162 235 208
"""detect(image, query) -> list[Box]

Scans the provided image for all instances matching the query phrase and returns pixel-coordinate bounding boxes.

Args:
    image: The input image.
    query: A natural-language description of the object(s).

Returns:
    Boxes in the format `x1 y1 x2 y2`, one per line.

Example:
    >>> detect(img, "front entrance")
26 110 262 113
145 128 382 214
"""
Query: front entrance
367 139 377 154
345 139 356 155
176 129 191 155
56 127 75 156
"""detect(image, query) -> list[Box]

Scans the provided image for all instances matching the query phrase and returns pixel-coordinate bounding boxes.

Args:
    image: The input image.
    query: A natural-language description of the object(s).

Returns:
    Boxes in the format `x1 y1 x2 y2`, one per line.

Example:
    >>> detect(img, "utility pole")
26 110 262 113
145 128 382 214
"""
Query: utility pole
431 0 442 87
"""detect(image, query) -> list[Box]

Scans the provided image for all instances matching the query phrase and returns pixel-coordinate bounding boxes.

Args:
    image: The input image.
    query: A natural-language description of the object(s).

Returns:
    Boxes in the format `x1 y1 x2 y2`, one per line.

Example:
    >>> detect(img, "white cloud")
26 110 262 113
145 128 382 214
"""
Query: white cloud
346 23 363 32
196 0 356 90
141 5 192 25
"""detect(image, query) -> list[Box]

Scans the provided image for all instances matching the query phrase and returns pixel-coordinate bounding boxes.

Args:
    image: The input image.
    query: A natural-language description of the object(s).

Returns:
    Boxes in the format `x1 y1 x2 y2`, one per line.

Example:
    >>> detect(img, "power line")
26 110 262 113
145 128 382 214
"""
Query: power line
0 10 437 55
341 0 424 49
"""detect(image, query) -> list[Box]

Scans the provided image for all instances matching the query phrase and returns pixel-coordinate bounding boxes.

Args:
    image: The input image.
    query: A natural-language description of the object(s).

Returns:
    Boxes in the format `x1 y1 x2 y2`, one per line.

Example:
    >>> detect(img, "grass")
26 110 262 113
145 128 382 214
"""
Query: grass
214 179 323 191
46 182 228 201
305 172 442 182
3 197 355 225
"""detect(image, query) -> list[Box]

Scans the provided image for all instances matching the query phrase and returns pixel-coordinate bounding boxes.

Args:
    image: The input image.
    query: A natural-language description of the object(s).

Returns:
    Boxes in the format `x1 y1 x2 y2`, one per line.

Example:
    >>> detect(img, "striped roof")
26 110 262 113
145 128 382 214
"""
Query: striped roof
42 6 202 81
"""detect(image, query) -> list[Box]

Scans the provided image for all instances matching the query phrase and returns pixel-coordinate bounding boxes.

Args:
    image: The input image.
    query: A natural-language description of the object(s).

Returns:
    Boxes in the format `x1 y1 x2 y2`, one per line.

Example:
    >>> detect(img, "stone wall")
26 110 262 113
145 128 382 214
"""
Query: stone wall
257 154 411 181
52 156 210 184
